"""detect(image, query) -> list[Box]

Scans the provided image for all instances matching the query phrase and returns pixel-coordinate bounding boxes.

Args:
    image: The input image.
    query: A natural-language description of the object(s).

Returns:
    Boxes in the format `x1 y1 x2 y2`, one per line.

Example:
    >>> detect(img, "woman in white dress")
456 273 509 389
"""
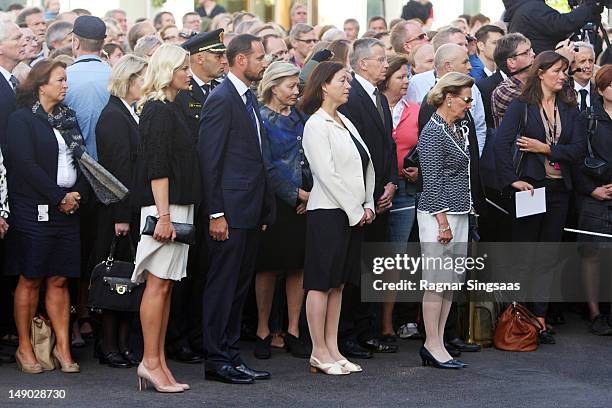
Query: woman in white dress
131 44 201 393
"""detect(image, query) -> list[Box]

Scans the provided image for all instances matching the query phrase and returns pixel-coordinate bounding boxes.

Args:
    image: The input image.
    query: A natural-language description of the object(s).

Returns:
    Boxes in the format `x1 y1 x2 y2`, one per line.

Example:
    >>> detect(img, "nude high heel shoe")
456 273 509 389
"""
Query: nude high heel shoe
137 363 184 393
52 348 80 373
309 356 349 375
15 350 43 374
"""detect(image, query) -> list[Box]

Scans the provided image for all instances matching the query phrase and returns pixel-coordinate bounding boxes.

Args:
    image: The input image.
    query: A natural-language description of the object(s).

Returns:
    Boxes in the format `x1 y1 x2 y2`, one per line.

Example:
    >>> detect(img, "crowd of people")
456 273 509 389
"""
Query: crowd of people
0 0 612 393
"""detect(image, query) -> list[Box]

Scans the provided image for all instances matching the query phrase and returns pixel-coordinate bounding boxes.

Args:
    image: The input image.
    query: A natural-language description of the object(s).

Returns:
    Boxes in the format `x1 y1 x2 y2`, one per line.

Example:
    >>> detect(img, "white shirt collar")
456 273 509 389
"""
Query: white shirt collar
120 98 139 122
574 80 591 93
0 65 12 84
191 71 205 87
500 70 508 81
354 73 377 101
227 71 250 100
484 66 494 77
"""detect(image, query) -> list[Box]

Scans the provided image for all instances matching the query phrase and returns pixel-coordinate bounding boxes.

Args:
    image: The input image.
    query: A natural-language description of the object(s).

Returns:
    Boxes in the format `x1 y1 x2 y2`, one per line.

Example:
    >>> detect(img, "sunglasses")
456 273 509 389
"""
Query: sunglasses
459 96 473 104
405 33 427 44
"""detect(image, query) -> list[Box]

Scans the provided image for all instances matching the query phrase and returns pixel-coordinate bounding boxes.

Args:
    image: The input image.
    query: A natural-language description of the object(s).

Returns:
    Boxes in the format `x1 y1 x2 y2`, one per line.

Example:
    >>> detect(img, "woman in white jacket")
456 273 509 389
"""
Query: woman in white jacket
300 62 375 376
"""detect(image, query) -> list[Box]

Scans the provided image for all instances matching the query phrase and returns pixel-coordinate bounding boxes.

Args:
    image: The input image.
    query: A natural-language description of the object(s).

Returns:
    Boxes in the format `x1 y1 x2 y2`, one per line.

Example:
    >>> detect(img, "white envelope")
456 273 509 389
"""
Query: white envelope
515 187 546 218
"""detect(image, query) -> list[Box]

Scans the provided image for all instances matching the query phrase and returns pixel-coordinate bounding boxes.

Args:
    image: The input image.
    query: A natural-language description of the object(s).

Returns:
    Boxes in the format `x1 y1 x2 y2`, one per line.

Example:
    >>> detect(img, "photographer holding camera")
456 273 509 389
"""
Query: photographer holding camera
503 0 605 54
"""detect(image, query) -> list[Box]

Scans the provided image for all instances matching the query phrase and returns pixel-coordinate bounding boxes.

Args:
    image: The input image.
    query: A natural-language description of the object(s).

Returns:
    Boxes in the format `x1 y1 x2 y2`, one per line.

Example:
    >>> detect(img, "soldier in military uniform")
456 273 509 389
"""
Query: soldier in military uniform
176 28 228 138
166 29 228 363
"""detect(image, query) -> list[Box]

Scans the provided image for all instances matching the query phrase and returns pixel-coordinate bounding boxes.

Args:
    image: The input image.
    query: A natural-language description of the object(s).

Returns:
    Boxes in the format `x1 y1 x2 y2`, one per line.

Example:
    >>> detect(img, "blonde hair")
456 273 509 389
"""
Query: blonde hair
108 54 148 99
137 44 189 112
258 61 300 104
426 72 474 107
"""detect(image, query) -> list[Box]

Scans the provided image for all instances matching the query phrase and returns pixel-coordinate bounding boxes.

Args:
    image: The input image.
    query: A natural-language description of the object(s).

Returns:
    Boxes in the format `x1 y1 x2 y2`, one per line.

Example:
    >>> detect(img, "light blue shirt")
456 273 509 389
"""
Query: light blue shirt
65 54 111 160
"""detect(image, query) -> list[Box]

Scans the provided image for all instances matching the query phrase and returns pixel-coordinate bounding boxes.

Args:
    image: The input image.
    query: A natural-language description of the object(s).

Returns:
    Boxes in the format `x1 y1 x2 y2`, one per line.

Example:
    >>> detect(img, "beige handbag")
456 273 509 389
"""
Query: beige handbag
31 316 56 371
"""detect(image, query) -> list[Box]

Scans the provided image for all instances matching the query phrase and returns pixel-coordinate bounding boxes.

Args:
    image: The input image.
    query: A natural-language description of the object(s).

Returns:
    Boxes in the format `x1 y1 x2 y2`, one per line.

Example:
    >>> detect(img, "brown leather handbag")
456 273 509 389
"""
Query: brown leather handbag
493 302 543 352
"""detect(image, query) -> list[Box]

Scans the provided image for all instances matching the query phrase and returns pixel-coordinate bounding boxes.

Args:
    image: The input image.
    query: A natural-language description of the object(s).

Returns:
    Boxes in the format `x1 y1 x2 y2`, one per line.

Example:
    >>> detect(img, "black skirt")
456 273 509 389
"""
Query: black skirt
257 198 306 271
303 209 363 291
577 196 612 245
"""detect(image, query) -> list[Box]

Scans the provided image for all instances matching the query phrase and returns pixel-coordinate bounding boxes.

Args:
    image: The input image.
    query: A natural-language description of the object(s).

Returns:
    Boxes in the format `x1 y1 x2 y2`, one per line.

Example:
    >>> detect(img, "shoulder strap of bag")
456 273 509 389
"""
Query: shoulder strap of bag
512 302 543 331
585 110 598 159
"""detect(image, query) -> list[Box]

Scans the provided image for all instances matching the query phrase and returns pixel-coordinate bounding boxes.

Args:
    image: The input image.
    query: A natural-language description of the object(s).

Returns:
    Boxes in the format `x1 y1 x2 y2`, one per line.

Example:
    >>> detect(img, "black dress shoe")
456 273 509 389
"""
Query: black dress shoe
169 345 203 364
444 344 462 358
447 337 481 352
254 335 272 359
538 330 556 345
419 347 461 369
234 363 271 380
0 351 15 364
99 351 130 368
284 334 311 358
339 340 373 359
120 349 140 366
360 338 398 353
205 365 254 384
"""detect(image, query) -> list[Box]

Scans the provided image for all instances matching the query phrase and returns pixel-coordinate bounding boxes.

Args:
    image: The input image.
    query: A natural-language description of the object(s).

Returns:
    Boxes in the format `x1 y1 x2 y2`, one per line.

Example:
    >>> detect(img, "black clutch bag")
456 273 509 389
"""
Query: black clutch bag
141 215 196 245
403 146 419 168
88 236 144 312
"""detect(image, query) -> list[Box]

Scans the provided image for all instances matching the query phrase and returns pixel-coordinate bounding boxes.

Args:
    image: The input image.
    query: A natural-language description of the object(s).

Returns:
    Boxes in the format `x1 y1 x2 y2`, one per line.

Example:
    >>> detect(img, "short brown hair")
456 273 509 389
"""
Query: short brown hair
520 51 576 107
380 55 409 92
16 59 67 107
594 64 612 94
299 61 345 115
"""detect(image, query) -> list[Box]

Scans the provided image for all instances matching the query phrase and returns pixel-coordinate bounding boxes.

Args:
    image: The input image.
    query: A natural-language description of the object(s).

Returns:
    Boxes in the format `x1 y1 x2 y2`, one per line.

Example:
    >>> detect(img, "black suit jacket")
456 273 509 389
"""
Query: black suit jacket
418 97 486 216
476 70 504 129
6 107 89 226
198 77 275 229
339 78 398 201
0 75 17 151
494 98 587 191
176 78 208 139
96 95 139 223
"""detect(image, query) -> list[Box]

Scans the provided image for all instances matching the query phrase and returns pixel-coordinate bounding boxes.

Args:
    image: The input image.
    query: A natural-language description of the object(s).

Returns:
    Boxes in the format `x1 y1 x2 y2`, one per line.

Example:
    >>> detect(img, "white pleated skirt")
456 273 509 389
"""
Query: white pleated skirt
131 204 194 283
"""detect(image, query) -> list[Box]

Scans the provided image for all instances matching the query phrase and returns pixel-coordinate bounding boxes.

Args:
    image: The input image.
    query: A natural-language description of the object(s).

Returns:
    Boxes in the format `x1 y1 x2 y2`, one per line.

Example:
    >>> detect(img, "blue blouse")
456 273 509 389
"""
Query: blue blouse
260 106 312 206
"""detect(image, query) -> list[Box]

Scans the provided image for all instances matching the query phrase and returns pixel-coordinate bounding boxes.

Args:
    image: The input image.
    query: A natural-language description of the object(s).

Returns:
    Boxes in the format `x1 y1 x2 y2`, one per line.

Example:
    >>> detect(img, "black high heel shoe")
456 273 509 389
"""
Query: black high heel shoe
419 346 461 369
450 359 468 368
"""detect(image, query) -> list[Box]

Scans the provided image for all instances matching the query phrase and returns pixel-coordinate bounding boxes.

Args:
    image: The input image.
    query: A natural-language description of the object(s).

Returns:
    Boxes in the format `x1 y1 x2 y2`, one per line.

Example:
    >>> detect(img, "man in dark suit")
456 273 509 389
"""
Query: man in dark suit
165 29 228 365
338 38 399 358
199 34 275 384
0 20 25 365
176 29 227 137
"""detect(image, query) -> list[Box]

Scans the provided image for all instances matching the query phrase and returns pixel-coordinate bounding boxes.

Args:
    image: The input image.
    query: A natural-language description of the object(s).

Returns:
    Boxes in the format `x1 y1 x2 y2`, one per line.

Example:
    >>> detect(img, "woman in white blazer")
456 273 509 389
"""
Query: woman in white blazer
300 62 375 376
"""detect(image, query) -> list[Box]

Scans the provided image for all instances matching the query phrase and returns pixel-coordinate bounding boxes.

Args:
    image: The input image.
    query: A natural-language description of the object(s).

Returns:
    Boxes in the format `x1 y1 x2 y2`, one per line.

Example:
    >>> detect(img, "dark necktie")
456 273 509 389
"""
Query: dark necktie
244 89 260 145
9 75 19 93
579 89 588 112
374 88 385 126
201 83 211 95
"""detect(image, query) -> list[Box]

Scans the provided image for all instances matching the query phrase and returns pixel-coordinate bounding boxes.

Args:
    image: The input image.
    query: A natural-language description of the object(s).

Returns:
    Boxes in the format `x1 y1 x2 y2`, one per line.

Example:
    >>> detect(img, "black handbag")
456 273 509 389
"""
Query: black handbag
582 118 611 182
403 146 419 169
88 236 144 312
511 103 529 178
141 216 196 245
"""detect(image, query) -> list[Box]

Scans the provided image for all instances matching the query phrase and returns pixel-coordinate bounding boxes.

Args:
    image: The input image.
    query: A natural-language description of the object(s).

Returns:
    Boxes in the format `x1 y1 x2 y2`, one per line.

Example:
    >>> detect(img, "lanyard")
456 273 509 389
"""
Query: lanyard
540 101 558 146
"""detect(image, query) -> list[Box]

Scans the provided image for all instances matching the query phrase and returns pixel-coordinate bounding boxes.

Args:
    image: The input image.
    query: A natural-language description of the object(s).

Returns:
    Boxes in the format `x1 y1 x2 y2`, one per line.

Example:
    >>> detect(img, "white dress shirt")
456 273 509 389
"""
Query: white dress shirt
574 80 592 109
405 69 435 104
354 73 378 107
0 65 15 90
54 129 77 188
120 98 139 124
227 71 261 147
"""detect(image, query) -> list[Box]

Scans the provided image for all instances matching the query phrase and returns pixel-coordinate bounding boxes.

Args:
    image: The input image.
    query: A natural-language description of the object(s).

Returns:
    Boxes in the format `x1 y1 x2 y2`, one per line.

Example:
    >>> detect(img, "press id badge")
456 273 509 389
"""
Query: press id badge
38 205 49 222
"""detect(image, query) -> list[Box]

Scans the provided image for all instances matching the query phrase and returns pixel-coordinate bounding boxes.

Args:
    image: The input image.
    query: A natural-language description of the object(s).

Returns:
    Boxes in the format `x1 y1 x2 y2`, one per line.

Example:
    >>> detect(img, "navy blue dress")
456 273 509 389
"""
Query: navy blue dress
4 107 89 278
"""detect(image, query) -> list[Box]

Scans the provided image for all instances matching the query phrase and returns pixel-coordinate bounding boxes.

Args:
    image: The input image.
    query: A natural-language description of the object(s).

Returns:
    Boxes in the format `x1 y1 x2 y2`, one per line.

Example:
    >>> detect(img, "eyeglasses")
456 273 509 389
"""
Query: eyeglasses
459 96 473 104
296 38 318 44
405 33 427 44
511 48 533 58
364 56 388 64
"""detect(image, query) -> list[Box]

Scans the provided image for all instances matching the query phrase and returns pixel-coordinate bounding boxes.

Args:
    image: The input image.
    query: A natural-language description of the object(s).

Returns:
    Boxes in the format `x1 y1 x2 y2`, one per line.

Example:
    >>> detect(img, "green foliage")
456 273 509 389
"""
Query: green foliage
152 0 167 9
